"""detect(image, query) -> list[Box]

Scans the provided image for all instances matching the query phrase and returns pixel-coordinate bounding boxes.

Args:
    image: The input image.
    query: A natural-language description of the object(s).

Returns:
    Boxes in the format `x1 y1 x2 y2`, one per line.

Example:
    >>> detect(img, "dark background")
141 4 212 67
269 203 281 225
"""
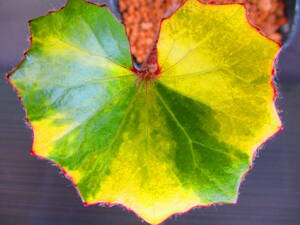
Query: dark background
0 0 299 225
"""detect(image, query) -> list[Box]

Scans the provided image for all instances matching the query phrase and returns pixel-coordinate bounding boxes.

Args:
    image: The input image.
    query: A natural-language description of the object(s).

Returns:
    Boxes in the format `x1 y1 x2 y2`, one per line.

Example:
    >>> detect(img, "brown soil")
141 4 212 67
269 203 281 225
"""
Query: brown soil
119 0 287 65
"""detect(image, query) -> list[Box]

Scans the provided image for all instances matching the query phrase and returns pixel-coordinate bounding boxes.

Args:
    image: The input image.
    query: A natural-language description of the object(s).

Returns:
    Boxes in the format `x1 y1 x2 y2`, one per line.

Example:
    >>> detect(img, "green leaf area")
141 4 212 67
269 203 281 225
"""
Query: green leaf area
9 0 280 224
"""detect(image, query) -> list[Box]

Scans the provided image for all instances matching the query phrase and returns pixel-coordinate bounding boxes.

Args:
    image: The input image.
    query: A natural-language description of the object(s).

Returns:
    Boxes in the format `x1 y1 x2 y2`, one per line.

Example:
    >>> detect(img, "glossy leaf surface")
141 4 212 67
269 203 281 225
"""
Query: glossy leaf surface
9 0 281 224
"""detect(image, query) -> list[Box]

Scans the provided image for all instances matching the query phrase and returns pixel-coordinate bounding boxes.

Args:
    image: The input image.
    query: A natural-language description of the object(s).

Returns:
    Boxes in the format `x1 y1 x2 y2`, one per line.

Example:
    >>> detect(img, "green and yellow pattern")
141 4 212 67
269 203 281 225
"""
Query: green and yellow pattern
9 0 281 224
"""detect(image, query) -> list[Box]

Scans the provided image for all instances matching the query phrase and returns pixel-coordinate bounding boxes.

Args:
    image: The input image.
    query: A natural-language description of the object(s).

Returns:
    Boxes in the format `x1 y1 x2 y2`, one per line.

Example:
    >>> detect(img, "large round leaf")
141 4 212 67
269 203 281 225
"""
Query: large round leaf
9 0 281 224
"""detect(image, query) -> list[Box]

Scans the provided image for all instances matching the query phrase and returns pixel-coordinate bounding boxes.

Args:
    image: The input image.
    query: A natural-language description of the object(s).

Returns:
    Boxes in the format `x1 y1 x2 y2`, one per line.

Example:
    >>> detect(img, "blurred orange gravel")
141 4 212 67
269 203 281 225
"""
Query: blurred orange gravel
119 0 287 65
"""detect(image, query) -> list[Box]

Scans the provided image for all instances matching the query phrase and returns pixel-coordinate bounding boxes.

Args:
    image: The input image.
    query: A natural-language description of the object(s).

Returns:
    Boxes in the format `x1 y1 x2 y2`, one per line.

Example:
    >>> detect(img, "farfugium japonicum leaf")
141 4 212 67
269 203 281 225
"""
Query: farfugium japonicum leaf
8 0 281 224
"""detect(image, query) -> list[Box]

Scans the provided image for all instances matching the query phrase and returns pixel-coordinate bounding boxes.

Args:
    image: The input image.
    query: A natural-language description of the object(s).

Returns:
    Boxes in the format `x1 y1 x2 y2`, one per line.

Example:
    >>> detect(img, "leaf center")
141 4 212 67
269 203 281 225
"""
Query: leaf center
132 47 160 81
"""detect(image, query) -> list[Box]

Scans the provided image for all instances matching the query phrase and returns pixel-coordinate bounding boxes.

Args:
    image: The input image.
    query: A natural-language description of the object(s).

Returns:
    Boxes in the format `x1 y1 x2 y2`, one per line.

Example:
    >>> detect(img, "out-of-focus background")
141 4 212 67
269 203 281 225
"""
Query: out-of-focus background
0 0 299 225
